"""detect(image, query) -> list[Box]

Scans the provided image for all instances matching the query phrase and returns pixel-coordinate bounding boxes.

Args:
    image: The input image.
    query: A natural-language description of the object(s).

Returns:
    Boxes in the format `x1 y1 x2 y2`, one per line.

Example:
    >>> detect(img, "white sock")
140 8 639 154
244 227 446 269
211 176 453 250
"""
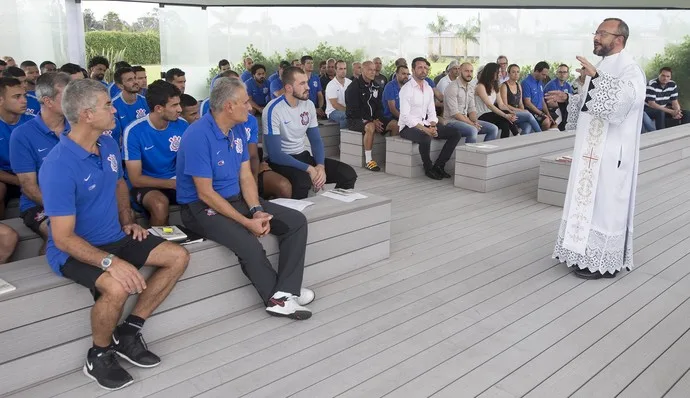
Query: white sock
365 150 372 163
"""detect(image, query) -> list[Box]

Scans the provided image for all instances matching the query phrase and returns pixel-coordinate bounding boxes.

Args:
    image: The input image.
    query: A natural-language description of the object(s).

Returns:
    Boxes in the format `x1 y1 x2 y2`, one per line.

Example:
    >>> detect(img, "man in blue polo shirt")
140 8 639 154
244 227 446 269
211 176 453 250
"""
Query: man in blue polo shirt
2 66 41 116
108 61 131 98
10 72 71 254
240 57 254 82
40 79 188 391
87 56 110 86
0 77 34 218
20 61 42 115
176 77 313 320
300 55 326 118
268 61 288 85
112 67 149 131
123 80 187 226
200 70 239 116
522 61 557 130
383 65 410 120
269 61 290 99
244 64 270 115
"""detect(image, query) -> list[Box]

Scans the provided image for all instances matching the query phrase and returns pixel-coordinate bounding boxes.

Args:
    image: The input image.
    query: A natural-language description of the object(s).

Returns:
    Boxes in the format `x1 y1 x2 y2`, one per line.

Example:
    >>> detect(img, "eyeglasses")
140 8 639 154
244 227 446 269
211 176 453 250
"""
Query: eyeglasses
557 71 569 74
592 30 623 38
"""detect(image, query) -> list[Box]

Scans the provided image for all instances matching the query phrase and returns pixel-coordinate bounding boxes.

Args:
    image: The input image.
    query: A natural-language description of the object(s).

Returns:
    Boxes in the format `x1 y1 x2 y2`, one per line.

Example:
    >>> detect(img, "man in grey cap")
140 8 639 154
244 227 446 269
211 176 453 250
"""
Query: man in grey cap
436 60 460 95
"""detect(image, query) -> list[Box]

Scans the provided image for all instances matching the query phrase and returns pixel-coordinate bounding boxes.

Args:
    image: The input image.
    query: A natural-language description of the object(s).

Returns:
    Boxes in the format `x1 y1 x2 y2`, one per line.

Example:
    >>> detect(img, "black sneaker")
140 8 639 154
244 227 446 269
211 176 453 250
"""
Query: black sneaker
433 165 452 179
112 329 161 368
425 167 443 180
83 349 134 391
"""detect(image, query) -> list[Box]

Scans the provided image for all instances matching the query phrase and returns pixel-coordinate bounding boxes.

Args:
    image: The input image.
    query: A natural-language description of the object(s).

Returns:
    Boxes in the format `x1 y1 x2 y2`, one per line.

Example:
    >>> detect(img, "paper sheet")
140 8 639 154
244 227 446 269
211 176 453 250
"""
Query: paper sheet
320 189 368 203
269 198 315 212
465 143 498 149
0 278 16 295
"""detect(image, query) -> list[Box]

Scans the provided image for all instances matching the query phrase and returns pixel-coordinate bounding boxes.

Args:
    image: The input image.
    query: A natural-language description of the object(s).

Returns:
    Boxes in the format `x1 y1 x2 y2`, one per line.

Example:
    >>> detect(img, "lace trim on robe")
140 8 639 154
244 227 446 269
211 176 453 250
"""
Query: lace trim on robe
565 93 583 131
583 71 636 125
553 219 633 274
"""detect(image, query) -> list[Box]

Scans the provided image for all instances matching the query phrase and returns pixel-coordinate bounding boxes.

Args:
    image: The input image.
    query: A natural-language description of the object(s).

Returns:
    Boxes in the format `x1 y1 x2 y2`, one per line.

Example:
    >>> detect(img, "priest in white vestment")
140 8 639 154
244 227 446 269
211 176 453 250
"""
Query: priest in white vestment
547 18 647 279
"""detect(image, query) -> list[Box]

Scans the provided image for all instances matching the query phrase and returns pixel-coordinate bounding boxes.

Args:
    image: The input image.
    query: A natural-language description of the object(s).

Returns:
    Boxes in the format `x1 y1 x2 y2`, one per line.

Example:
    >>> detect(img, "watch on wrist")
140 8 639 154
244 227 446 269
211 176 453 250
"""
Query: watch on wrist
100 254 114 270
249 205 264 216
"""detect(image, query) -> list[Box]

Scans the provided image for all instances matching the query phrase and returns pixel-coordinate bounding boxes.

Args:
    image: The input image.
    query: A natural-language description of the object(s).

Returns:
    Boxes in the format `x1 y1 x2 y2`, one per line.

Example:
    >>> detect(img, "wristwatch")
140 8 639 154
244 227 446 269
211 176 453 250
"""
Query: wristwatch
100 254 114 270
249 205 264 216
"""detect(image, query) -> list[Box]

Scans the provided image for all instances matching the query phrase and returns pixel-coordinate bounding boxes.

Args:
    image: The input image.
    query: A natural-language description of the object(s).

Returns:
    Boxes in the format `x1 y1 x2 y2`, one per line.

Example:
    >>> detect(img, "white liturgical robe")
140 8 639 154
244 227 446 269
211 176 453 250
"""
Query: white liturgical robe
553 50 647 274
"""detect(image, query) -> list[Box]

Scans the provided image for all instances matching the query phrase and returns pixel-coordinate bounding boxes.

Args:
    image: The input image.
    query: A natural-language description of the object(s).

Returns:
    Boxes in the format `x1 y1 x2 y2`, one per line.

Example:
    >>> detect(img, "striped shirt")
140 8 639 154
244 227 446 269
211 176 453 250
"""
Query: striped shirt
646 78 678 107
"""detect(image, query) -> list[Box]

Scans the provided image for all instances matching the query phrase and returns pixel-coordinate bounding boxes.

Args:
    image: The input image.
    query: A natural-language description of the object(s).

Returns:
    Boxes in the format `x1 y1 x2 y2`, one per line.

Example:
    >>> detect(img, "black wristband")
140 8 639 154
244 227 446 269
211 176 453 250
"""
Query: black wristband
249 205 264 216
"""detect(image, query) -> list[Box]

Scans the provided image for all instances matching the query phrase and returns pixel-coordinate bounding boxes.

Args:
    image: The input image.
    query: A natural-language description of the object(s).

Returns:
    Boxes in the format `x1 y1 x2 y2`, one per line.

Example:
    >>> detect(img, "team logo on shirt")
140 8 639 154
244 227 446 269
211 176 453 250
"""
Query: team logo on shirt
169 135 181 152
373 89 379 98
102 130 112 137
205 208 217 216
136 108 147 119
234 138 243 154
300 111 310 126
263 88 268 94
34 210 46 222
25 109 36 115
107 154 118 172
313 81 318 88
245 127 251 141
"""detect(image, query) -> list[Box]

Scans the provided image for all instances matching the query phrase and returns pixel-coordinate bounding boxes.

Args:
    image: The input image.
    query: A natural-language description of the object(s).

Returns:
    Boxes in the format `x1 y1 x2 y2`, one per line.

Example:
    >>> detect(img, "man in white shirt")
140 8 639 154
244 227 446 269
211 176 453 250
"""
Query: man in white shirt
399 57 463 180
325 60 351 128
436 60 460 96
497 55 510 84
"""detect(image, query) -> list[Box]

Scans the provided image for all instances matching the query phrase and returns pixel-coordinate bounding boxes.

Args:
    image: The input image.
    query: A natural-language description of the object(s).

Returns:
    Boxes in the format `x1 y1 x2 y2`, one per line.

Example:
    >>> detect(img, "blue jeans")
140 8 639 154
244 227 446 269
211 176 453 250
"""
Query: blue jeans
515 110 542 135
446 119 498 142
328 110 347 128
641 112 656 133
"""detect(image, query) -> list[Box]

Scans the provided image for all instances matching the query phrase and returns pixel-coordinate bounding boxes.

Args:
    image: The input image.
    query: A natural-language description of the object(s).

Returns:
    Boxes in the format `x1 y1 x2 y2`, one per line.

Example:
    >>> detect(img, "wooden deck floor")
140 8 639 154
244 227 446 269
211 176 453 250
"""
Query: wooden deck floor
7 167 690 398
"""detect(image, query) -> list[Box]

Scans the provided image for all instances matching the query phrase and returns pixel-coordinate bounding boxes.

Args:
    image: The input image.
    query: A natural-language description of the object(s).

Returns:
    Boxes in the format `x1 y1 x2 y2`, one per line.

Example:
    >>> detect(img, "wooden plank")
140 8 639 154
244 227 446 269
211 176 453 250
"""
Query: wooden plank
537 175 567 193
663 369 690 398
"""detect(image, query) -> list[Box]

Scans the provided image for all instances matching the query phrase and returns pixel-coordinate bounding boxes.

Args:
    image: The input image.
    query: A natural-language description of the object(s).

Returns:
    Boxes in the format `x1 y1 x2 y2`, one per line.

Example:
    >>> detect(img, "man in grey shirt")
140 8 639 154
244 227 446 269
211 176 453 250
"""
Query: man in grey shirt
443 62 499 142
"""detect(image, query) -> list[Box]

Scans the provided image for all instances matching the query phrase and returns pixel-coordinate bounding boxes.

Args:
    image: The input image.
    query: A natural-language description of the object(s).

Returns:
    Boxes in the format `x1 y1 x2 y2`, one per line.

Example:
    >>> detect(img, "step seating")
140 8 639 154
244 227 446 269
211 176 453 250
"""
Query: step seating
454 130 576 193
339 129 386 169
302 120 340 158
0 192 392 395
385 136 459 178
538 125 690 207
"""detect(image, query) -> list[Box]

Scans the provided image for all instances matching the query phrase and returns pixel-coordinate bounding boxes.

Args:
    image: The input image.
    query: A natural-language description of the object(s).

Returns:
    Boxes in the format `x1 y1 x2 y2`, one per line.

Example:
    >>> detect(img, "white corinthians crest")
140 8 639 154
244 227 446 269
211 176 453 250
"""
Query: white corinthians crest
169 135 181 152
245 127 252 141
234 138 243 154
136 108 147 119
107 154 118 172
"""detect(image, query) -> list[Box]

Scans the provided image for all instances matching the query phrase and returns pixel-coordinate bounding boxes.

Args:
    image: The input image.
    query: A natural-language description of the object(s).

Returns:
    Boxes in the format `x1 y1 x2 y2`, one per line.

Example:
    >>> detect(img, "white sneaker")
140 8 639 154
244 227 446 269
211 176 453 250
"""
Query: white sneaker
296 288 315 306
266 293 312 320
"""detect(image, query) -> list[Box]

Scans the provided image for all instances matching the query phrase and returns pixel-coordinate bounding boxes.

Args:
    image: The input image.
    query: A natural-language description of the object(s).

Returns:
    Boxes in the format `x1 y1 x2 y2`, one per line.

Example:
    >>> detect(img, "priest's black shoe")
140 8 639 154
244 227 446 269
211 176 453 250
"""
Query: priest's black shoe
433 165 452 178
425 167 443 180
573 267 619 280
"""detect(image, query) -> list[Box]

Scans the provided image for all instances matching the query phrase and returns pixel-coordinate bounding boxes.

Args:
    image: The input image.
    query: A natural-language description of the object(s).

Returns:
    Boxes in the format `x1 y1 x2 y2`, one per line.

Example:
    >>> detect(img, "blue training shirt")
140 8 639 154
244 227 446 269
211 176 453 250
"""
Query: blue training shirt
25 91 41 116
237 114 259 145
307 74 322 108
112 93 150 131
40 134 126 275
0 113 35 171
245 78 270 107
268 72 279 84
200 98 211 116
240 70 252 82
382 80 402 119
175 112 249 204
101 114 123 148
107 82 122 98
10 115 69 212
123 115 188 179
269 79 284 99
544 78 573 95
522 74 546 111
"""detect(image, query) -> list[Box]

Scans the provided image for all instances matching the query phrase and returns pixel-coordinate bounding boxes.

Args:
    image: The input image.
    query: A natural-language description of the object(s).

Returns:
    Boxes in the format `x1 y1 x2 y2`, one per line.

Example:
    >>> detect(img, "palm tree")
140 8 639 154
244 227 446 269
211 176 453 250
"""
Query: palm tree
455 18 480 59
427 14 453 56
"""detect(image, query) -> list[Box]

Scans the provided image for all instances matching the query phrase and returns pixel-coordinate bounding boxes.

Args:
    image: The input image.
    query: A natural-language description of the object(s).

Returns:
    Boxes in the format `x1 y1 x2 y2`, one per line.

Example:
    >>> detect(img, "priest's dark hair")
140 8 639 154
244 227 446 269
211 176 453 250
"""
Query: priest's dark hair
604 18 629 45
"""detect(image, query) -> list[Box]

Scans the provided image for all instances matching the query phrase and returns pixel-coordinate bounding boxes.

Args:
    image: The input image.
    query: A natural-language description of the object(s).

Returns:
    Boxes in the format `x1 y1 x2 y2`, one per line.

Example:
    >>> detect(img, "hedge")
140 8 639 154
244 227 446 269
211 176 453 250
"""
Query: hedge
85 31 161 65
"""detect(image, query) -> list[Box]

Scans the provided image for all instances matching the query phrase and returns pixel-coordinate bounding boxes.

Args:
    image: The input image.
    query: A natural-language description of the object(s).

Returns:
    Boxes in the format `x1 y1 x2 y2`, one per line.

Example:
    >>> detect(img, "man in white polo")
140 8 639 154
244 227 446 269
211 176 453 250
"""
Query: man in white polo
324 60 351 128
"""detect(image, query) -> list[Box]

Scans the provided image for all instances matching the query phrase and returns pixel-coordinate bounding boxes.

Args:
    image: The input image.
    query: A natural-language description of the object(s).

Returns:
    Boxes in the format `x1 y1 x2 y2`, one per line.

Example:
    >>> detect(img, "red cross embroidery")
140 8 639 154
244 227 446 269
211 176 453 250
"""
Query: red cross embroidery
582 148 599 168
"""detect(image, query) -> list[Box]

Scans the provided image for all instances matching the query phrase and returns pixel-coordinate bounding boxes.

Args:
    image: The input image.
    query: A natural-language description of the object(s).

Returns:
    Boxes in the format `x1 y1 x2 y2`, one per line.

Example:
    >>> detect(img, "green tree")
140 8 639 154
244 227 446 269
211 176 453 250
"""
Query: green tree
132 9 159 32
646 36 690 109
427 14 453 57
455 18 480 59
101 11 128 31
83 8 103 31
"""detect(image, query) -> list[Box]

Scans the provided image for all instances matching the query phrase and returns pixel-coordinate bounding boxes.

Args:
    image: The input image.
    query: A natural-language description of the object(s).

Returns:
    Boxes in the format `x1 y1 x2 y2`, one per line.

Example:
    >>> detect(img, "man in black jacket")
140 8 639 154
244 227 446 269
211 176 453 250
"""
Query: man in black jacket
345 60 398 172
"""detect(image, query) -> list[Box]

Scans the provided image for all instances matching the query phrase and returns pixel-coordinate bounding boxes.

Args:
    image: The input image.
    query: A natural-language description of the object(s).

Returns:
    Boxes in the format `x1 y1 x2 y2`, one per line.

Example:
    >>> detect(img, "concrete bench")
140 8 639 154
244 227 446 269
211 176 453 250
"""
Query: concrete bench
339 129 386 169
5 198 19 219
454 130 576 192
385 136 458 178
302 120 340 158
0 192 391 395
538 125 690 207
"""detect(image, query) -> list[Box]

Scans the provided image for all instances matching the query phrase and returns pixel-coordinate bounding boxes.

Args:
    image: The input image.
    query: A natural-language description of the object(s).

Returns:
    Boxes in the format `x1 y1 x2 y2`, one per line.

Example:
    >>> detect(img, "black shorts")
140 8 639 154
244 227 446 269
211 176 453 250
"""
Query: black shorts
60 234 165 299
131 187 177 206
3 182 20 205
20 205 47 234
258 171 266 198
347 118 394 134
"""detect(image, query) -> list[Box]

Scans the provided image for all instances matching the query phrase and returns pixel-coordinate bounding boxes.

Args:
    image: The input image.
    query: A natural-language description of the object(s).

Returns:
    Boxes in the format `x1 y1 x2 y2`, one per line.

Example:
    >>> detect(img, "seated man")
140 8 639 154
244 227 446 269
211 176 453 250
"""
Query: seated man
398 57 463 180
383 65 410 122
372 57 388 88
10 72 71 255
87 56 109 85
345 60 398 172
132 65 148 96
300 55 326 118
59 63 85 80
522 61 558 130
176 77 313 319
20 60 41 114
543 64 573 129
40 79 189 390
164 68 186 95
264 67 357 199
269 61 291 99
389 58 407 82
436 60 460 95
350 61 362 81
218 59 231 73
645 67 690 130
0 77 33 219
444 62 499 143
201 69 239 116
123 80 187 226
40 60 57 74
3 66 40 116
325 60 351 128
112 67 149 131
240 57 253 82
180 93 200 124
244 64 270 115
108 61 131 98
